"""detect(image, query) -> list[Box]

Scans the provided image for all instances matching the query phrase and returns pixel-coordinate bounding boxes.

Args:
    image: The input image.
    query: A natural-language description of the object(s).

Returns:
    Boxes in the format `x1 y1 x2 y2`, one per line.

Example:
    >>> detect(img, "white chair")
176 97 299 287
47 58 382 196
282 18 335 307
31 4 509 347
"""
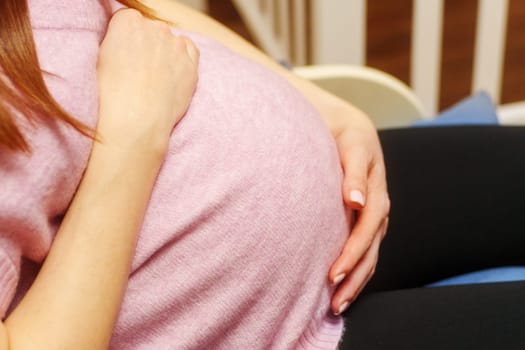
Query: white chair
293 65 425 129
230 0 525 127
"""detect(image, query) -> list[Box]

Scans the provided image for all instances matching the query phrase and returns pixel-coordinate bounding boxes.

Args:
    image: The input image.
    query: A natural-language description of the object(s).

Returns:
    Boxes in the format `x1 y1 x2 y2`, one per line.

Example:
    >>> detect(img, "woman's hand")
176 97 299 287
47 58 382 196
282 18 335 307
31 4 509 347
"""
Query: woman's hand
328 104 390 316
97 8 199 149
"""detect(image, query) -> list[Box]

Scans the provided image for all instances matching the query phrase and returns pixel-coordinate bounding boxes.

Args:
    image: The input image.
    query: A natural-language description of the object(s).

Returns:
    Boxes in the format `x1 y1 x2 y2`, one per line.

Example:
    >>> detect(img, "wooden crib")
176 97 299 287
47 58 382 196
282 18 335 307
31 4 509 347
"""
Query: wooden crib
182 0 525 128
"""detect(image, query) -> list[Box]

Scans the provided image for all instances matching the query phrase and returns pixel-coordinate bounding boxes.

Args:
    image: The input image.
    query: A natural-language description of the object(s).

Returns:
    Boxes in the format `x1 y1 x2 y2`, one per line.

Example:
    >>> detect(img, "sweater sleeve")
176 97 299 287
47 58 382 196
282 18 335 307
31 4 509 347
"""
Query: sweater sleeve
0 113 94 319
0 244 19 319
0 141 46 319
0 29 101 321
0 103 95 319
0 137 62 319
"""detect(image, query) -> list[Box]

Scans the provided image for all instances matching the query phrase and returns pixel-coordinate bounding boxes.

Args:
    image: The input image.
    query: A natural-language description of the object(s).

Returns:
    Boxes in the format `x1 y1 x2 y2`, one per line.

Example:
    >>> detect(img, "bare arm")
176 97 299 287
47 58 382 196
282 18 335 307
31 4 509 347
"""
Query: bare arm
4 133 167 350
0 9 198 349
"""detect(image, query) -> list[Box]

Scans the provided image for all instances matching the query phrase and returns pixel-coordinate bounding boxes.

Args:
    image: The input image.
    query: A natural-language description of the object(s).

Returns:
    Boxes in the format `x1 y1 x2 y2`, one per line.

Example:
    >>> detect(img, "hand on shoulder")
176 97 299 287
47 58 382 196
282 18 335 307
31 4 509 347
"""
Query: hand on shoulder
96 8 199 149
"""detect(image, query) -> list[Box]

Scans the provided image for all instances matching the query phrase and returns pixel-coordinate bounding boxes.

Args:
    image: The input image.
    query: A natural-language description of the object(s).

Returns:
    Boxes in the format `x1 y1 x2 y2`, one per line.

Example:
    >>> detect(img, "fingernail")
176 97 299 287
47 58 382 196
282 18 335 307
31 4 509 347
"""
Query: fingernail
332 273 346 286
335 301 350 316
349 190 365 206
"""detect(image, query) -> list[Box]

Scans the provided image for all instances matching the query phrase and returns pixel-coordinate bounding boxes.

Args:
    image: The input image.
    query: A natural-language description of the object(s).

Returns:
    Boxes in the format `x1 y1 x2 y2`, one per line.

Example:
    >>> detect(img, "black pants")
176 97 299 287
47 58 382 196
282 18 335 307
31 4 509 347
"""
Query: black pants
339 126 525 350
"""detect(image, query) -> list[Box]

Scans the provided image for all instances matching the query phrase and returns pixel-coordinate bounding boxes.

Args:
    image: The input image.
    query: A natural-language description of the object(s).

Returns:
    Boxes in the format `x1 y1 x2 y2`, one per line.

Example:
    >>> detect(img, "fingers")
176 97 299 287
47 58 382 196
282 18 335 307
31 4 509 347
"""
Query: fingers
331 217 388 315
113 8 143 21
329 117 390 315
110 8 198 58
182 37 200 64
109 8 145 32
145 15 200 65
330 177 389 282
340 145 369 209
329 165 390 314
98 6 200 141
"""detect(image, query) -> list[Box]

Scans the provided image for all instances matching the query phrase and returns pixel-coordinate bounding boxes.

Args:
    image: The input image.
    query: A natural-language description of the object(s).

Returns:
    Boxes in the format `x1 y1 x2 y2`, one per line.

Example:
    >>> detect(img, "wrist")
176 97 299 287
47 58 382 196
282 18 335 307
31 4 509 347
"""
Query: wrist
95 104 172 152
88 137 168 177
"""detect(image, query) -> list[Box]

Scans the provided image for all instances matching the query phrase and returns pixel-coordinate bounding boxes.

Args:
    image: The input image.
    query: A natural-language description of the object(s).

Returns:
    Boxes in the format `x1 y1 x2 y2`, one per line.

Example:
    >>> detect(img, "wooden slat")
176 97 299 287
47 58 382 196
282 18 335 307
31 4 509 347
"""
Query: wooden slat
310 0 366 65
472 0 509 104
231 0 288 60
411 0 444 115
265 0 275 35
276 0 291 59
499 101 525 125
291 0 307 65
438 0 478 110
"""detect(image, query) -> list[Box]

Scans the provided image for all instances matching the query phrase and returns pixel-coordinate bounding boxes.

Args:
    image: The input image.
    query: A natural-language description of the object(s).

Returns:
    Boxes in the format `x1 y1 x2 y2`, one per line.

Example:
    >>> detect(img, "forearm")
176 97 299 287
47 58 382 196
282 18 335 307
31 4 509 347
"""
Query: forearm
3 135 166 350
145 0 368 136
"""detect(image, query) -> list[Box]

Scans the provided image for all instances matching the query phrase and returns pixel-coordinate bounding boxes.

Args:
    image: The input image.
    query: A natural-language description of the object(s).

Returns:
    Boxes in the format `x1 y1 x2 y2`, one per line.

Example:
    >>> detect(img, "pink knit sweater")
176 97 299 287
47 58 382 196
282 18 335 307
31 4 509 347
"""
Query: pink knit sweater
0 1 351 348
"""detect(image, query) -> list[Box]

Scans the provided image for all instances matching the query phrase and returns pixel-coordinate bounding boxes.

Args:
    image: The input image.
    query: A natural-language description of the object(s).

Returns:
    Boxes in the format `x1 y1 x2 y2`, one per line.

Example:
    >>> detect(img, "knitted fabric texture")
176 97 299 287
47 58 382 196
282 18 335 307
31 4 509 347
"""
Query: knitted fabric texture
0 1 350 348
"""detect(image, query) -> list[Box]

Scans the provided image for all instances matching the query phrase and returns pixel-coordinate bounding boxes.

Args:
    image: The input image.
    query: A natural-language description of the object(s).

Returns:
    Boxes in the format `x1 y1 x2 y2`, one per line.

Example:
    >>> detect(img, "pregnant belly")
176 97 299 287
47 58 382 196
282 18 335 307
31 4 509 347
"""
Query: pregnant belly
112 34 350 350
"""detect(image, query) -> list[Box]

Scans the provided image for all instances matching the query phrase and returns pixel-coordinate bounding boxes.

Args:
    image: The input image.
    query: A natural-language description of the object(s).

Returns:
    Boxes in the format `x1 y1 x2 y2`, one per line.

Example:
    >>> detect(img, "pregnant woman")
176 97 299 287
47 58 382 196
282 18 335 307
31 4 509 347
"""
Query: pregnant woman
0 1 388 349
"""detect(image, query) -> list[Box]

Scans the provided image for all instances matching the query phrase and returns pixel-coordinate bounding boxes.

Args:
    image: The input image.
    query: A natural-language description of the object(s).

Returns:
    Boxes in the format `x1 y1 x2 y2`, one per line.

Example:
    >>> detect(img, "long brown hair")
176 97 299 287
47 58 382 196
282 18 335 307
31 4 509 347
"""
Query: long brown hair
0 0 155 152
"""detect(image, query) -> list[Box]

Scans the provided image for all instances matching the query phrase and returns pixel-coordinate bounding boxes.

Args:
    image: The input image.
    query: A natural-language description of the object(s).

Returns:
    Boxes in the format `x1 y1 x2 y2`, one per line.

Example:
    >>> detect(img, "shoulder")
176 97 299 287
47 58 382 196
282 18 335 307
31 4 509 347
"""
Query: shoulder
28 0 109 33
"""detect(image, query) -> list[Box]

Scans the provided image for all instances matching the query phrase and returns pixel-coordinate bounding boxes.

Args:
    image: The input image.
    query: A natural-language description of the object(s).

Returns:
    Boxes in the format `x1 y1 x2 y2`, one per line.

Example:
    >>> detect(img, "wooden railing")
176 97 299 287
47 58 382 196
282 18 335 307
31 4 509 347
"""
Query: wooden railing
231 0 518 118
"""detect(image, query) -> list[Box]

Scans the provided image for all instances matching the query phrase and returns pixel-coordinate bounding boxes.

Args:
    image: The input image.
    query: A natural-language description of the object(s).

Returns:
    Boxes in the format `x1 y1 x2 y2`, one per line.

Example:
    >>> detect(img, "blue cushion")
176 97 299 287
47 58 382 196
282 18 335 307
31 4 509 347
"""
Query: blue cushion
428 267 525 287
413 91 499 127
